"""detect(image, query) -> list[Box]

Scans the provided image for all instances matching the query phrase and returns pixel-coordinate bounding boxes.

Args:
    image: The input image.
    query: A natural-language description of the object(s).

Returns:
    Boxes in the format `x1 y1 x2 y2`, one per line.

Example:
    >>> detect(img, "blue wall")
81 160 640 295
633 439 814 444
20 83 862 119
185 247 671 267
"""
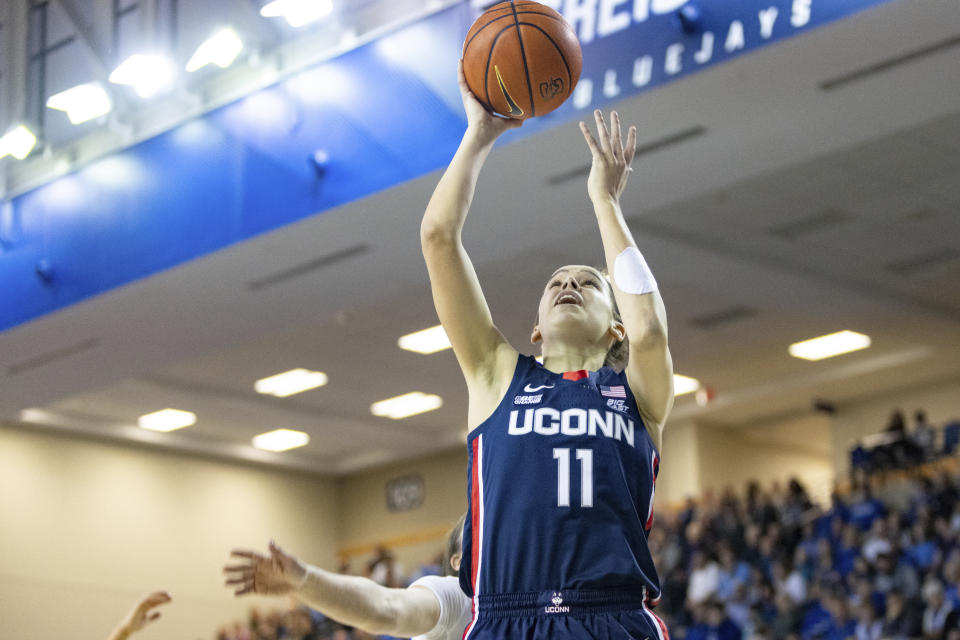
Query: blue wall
0 0 892 332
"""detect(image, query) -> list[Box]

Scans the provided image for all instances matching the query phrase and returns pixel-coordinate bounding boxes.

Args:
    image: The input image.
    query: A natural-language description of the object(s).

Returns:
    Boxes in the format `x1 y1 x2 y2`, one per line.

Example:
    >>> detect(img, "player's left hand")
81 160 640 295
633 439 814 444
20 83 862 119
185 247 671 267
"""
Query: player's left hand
579 109 637 204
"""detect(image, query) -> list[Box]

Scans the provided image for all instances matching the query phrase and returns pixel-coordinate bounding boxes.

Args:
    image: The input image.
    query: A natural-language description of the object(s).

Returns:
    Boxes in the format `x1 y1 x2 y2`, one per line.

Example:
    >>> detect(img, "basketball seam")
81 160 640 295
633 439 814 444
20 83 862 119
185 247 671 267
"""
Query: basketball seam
517 22 573 95
510 2 537 117
463 11 566 58
483 23 521 112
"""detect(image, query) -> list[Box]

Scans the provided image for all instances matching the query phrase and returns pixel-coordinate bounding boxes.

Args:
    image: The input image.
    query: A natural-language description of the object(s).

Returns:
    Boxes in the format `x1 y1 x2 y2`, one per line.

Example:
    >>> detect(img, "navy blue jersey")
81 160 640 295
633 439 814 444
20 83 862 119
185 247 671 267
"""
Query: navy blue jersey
459 354 662 609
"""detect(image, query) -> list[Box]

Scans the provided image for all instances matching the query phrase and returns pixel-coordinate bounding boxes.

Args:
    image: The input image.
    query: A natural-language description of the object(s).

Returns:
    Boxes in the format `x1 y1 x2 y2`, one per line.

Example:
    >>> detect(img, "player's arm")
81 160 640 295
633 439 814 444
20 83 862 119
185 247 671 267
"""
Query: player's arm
421 61 522 398
224 542 440 637
580 110 674 449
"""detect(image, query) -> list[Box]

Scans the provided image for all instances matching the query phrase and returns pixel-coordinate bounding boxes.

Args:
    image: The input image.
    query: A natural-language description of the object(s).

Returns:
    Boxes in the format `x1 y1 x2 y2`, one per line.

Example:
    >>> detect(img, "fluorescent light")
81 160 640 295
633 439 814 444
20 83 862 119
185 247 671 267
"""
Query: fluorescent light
673 374 700 396
138 408 196 432
254 368 328 397
260 0 334 27
398 325 451 354
789 330 871 361
0 125 37 160
109 54 175 98
46 83 112 124
252 428 310 452
187 28 244 72
371 392 443 420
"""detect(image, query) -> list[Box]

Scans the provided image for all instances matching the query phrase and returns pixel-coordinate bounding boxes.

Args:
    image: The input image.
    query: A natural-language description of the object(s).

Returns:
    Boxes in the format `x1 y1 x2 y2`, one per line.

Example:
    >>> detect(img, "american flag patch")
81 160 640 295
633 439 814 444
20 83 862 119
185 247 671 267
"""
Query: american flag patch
600 385 626 398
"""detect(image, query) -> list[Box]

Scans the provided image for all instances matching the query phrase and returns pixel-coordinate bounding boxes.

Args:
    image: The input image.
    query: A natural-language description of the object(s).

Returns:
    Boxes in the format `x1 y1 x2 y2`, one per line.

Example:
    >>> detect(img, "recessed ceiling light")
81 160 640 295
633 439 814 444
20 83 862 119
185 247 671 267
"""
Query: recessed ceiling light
254 368 328 397
187 28 244 72
46 83 112 124
789 330 871 361
260 0 334 28
252 428 310 452
138 408 196 432
371 392 443 420
673 374 701 396
398 325 451 354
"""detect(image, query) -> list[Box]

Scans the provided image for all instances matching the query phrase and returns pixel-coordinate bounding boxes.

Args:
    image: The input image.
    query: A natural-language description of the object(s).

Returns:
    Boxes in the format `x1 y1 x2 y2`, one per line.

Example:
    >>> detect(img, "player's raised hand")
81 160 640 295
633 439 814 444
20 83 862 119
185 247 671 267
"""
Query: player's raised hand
109 591 171 640
579 109 637 204
458 59 522 143
223 540 307 596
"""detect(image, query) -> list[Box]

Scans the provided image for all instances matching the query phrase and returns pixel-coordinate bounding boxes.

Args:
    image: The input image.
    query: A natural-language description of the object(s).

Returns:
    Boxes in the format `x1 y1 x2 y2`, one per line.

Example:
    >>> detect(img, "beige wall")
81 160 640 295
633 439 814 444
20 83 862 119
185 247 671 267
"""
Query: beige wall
656 419 702 508
0 425 339 640
655 413 835 508
337 449 467 576
697 422 835 504
830 378 960 479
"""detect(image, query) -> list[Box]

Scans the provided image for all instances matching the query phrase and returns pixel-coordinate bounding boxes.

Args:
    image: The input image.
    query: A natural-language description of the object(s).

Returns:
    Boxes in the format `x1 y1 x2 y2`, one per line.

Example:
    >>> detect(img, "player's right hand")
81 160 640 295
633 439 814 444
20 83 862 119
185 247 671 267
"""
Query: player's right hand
458 59 522 143
223 540 307 596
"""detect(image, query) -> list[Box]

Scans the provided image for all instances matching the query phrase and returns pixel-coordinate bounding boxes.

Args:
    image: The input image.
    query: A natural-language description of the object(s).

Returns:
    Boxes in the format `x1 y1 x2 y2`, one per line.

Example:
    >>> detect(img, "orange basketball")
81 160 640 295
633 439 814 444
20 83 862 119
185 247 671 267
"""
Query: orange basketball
462 1 582 120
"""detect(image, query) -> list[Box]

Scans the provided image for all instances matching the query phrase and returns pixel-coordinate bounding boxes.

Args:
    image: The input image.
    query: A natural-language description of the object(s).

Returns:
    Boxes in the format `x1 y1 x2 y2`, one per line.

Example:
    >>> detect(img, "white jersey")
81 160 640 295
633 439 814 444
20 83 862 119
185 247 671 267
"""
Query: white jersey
409 575 472 640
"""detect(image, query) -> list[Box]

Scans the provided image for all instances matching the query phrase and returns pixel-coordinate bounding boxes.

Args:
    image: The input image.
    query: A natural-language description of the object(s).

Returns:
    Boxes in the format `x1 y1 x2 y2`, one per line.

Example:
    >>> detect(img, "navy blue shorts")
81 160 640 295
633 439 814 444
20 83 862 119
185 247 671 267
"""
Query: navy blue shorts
462 589 671 640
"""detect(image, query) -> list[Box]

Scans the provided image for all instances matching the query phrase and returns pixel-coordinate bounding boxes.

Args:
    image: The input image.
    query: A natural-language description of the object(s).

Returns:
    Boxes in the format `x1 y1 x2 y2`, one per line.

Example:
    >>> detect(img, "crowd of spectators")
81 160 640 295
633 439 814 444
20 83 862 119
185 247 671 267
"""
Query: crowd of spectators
650 467 960 640
852 410 958 475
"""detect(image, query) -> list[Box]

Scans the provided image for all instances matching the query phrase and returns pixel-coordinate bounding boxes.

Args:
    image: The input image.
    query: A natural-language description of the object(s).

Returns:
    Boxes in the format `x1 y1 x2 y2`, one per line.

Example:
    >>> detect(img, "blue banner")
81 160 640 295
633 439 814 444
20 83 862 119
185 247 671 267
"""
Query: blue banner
1 0 893 332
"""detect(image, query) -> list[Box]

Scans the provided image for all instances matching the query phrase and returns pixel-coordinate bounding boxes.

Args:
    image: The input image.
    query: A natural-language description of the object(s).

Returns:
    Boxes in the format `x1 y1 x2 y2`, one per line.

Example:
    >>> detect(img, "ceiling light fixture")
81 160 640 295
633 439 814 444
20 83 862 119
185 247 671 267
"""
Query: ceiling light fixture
789 330 872 361
252 428 310 452
371 392 443 420
673 374 701 396
109 54 176 98
0 125 38 160
254 368 328 397
46 83 112 124
260 0 334 28
187 28 244 72
138 408 197 432
398 325 451 354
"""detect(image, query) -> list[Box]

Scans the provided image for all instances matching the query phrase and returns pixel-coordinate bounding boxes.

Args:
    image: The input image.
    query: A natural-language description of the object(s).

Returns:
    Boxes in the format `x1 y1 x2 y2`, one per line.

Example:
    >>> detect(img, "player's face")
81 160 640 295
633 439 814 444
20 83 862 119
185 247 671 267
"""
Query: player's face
535 265 617 345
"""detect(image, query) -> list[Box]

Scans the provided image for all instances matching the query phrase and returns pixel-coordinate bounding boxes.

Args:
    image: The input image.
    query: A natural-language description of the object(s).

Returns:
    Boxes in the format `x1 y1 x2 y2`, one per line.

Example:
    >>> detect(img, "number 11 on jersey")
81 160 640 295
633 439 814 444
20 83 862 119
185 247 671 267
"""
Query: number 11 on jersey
553 448 593 508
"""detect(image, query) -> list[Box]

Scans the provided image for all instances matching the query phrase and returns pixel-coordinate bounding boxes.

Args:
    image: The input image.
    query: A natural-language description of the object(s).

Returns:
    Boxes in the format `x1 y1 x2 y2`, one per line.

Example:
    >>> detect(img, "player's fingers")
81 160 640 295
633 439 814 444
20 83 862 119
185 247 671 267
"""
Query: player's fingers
224 577 249 586
147 612 161 623
625 126 637 167
234 585 255 597
610 111 624 162
230 550 263 560
594 109 612 157
579 121 602 157
223 564 255 574
144 591 172 605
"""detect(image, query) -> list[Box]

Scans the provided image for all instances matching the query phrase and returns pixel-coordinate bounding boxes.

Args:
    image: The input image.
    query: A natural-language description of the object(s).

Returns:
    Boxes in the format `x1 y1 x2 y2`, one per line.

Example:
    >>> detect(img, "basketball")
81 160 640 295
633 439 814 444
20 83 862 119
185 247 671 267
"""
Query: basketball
462 1 582 120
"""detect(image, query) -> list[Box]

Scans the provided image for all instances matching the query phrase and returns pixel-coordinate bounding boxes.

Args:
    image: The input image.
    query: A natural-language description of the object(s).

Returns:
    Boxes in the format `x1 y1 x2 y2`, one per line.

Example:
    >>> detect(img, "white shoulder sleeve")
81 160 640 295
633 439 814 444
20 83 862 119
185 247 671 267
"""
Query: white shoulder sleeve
409 575 472 640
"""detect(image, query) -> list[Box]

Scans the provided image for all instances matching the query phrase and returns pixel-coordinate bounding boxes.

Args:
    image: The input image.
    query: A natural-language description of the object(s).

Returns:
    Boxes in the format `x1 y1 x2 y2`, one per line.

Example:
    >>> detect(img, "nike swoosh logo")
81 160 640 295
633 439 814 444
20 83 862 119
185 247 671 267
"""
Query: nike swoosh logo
495 65 524 118
524 384 555 393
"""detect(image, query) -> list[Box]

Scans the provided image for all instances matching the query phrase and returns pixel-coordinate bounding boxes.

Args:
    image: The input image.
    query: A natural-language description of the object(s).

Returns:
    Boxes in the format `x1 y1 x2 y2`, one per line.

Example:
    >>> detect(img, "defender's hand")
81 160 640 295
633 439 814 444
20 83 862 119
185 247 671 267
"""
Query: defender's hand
224 541 307 596
117 591 171 636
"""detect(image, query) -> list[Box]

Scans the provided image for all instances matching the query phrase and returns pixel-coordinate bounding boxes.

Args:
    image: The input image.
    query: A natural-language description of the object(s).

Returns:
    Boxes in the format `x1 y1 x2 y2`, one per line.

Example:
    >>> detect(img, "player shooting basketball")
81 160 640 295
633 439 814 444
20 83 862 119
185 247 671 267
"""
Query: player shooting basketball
417 58 675 639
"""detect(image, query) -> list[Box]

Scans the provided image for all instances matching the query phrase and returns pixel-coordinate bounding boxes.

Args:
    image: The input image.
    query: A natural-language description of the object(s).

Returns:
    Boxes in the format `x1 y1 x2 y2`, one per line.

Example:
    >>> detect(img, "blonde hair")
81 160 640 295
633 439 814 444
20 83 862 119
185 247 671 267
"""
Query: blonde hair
600 270 629 372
